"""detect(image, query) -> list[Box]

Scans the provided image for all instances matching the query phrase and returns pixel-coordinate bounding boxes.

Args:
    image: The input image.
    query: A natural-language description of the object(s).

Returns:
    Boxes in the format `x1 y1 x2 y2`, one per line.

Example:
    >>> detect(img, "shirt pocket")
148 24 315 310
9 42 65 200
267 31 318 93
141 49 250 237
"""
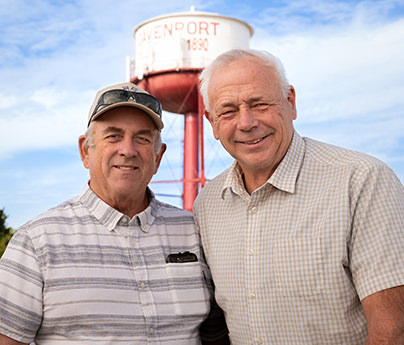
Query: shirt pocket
274 237 324 297
165 262 211 316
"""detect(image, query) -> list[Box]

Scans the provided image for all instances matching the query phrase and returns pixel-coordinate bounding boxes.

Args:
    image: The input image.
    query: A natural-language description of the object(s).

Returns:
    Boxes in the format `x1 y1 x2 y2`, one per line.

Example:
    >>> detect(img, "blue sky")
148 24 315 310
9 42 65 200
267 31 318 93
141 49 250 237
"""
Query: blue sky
1 0 404 229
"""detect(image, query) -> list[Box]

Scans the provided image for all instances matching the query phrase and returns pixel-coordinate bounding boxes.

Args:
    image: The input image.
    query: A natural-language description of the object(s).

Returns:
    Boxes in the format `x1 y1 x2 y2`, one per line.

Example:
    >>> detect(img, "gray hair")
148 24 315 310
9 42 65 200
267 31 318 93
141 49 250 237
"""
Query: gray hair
199 49 290 112
83 122 163 154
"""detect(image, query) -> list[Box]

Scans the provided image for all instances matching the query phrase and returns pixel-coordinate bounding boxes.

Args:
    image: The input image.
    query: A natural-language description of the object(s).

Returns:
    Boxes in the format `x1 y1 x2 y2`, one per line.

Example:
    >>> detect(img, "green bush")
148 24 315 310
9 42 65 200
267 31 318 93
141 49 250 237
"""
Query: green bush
0 209 15 257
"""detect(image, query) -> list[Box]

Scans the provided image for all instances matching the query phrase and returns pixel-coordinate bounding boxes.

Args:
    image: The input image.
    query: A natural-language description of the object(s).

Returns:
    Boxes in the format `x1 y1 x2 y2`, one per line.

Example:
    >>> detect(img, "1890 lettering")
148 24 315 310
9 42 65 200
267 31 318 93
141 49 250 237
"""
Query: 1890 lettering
187 38 208 51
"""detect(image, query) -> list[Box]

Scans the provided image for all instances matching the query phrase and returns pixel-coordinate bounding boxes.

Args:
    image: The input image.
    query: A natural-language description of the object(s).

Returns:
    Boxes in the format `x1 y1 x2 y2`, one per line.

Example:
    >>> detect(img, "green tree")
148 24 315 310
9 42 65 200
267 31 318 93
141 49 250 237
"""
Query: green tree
0 209 15 257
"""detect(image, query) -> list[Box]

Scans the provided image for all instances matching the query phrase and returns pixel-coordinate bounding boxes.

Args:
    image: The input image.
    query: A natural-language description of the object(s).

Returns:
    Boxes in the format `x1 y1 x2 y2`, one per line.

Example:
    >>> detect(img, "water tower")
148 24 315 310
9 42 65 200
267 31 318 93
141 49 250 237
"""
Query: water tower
131 8 253 211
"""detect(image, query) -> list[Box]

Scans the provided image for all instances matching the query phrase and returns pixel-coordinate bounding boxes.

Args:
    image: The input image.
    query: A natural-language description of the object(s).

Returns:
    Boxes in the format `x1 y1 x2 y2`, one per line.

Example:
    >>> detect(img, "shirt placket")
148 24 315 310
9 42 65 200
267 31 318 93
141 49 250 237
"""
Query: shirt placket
245 191 265 345
125 217 159 343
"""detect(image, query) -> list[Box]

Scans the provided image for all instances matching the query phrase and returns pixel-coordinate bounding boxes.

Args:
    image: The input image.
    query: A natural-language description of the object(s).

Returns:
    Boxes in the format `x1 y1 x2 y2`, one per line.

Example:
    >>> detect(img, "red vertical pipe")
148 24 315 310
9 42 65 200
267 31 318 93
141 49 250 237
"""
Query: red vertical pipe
197 83 206 188
183 112 199 212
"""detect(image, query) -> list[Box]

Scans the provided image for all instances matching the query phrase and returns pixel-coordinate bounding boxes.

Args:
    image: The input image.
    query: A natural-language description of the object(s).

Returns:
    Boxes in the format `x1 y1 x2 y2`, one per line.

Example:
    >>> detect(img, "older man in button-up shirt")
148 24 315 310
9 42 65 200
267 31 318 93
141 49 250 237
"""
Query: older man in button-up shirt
194 48 404 345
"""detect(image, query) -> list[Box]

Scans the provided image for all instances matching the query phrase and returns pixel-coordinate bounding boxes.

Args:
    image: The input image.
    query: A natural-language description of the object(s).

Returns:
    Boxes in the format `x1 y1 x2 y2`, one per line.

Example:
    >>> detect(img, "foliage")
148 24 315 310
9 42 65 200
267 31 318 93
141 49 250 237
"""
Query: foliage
0 209 15 257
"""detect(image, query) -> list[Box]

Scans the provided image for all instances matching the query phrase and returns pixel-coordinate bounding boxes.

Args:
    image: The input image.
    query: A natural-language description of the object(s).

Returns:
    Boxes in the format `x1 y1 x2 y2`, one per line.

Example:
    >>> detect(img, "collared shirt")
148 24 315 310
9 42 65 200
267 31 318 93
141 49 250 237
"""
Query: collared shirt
0 185 227 344
193 131 404 345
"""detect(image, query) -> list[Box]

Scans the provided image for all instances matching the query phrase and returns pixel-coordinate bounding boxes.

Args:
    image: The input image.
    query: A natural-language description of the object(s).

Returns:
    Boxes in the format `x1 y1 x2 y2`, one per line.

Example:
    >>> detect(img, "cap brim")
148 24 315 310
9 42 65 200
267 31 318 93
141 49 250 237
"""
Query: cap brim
89 102 163 130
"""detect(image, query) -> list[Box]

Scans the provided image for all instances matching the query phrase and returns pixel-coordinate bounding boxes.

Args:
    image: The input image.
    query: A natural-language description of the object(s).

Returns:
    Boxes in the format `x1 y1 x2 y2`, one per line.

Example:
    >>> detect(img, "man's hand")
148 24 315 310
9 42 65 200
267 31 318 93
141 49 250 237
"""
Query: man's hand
0 334 27 345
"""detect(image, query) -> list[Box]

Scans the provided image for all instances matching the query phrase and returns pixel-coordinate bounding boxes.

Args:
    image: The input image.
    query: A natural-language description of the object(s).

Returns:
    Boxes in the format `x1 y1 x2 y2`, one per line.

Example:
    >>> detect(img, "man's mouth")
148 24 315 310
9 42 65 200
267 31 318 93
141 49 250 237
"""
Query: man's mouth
114 165 137 170
239 134 269 145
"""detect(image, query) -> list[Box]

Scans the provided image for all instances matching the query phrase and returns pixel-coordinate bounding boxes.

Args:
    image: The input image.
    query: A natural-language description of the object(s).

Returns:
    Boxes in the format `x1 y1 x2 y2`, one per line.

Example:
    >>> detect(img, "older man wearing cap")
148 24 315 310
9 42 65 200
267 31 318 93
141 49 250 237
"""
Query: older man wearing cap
0 82 229 345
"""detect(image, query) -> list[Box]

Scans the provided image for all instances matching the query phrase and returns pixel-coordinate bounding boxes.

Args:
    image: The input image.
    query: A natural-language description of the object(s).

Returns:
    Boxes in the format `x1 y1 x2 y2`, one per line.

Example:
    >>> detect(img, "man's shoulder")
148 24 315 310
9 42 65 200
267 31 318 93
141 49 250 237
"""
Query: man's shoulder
18 195 83 232
194 168 231 214
153 198 194 221
304 136 386 170
199 168 230 197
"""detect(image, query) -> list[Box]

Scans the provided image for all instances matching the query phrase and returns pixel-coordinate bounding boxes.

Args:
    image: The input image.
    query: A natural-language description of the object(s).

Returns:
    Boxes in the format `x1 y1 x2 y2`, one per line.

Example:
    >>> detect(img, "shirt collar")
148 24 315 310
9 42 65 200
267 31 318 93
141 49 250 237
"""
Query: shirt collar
79 184 156 232
221 130 305 198
137 189 156 233
269 131 305 193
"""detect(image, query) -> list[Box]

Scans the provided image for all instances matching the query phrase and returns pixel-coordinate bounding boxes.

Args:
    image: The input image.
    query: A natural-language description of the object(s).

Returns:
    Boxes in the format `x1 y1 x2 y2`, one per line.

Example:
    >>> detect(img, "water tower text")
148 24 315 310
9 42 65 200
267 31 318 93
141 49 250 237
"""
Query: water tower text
139 20 221 51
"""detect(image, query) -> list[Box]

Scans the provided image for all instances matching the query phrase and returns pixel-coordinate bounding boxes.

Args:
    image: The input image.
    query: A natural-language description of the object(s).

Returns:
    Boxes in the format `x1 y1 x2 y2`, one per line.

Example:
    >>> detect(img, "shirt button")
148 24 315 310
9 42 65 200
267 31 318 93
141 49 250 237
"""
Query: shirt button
141 225 147 231
121 217 128 223
130 241 135 247
251 207 257 214
248 249 255 256
149 328 154 334
250 292 256 299
255 337 263 344
140 282 145 288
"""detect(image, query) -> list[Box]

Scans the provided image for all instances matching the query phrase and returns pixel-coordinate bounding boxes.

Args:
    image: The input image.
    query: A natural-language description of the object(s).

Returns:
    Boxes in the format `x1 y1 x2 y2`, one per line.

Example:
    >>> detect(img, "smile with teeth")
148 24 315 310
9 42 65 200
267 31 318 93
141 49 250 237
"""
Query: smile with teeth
114 165 137 170
240 135 268 145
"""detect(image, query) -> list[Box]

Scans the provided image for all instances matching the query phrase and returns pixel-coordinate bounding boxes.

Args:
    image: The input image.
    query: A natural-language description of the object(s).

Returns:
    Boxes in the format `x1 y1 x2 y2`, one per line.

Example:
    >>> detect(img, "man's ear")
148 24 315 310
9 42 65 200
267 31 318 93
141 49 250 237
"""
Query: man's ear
154 143 167 174
205 111 220 140
287 86 297 120
78 135 90 169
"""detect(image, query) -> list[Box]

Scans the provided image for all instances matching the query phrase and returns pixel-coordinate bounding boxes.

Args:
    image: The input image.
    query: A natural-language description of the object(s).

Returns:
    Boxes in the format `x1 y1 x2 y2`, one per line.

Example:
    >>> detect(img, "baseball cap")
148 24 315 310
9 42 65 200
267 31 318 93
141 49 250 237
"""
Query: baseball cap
87 82 163 130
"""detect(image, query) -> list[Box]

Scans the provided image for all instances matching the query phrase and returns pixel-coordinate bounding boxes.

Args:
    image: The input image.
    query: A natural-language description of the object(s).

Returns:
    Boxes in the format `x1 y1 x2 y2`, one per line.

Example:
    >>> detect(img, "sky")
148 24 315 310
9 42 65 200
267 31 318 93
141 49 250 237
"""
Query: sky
1 0 404 229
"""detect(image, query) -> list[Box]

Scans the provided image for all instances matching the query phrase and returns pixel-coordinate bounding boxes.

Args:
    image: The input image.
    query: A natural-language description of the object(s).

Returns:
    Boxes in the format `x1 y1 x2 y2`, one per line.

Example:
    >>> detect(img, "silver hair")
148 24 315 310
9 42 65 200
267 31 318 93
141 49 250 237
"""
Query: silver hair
199 49 291 112
83 122 163 154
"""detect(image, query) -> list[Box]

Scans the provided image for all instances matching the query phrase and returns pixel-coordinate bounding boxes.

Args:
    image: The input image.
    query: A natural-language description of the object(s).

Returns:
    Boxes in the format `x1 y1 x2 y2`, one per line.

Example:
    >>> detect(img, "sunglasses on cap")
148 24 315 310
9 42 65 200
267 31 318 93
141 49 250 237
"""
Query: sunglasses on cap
89 89 162 124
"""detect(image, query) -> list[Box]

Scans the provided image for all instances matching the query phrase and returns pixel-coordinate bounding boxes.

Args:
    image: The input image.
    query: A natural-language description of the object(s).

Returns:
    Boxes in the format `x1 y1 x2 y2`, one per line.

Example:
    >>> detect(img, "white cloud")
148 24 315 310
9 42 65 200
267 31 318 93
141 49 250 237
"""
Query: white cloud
30 88 68 108
0 93 18 109
0 90 92 160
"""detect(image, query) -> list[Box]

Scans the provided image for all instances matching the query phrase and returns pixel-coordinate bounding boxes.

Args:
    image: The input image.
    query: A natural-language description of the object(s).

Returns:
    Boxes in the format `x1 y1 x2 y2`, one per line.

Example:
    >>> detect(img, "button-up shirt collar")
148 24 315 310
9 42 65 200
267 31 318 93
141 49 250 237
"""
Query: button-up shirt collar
79 184 156 233
221 130 305 200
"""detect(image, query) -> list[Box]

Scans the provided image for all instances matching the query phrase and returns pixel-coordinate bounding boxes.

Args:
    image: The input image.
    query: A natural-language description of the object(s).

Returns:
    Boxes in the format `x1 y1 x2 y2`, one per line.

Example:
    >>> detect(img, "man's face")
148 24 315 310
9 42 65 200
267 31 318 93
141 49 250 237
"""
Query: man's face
79 107 165 208
206 56 297 180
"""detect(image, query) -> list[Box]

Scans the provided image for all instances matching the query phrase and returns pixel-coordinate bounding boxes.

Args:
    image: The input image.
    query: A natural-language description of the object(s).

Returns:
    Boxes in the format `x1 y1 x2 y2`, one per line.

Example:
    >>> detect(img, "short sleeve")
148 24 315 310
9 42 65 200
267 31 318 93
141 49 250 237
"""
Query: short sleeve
350 164 404 300
0 229 43 343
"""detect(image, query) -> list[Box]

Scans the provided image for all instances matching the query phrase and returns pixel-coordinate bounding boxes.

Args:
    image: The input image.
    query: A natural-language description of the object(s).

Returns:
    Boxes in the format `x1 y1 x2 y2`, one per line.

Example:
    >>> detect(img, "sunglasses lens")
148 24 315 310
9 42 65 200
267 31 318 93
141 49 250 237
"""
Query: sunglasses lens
134 93 162 116
102 90 129 105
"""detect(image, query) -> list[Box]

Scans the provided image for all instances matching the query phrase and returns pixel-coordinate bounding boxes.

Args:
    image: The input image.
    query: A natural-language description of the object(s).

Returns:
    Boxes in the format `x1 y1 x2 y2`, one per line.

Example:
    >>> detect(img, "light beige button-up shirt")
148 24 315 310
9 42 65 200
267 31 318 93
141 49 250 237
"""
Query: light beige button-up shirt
194 131 404 345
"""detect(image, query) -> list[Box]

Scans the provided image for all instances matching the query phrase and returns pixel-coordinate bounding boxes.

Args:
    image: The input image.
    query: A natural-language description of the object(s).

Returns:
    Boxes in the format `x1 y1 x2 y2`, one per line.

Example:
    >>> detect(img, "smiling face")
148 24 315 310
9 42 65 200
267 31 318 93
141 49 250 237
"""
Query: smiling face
206 56 297 192
79 107 165 216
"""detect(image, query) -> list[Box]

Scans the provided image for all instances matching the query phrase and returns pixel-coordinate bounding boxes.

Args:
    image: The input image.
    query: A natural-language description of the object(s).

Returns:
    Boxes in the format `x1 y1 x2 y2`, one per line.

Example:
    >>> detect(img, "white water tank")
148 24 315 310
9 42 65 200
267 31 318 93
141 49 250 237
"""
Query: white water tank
133 8 254 80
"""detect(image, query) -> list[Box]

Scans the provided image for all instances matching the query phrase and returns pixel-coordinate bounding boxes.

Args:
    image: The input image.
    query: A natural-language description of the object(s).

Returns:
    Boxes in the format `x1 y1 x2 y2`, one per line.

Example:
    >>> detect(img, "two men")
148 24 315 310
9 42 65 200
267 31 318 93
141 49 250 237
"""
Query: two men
194 49 404 344
0 83 228 344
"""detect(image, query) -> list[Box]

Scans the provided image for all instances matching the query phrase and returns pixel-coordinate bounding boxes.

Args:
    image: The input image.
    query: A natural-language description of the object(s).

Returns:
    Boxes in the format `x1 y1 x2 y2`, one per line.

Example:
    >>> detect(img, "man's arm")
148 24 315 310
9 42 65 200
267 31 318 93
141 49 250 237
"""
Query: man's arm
362 285 404 345
0 334 27 345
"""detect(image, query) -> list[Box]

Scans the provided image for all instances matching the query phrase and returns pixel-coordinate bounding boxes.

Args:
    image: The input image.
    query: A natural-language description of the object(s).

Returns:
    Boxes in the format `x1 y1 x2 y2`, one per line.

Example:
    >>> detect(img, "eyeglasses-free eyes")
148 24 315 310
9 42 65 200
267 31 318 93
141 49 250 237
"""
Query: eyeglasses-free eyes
89 89 162 125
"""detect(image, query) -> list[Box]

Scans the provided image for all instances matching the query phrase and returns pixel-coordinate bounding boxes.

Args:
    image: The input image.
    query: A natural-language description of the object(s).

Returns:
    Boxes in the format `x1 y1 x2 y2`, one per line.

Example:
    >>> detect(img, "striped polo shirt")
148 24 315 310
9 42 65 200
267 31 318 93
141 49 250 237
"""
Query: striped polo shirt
0 185 226 344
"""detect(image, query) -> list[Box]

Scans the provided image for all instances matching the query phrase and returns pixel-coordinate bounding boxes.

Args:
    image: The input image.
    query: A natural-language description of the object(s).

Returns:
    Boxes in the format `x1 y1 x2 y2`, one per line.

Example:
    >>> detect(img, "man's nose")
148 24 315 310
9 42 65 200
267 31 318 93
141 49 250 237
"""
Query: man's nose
237 106 258 131
119 137 138 157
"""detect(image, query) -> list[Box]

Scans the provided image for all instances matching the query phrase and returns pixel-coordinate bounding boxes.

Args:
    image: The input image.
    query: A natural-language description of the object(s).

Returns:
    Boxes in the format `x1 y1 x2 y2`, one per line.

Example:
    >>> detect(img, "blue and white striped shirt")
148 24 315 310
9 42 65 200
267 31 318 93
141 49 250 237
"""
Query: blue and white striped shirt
0 185 226 344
